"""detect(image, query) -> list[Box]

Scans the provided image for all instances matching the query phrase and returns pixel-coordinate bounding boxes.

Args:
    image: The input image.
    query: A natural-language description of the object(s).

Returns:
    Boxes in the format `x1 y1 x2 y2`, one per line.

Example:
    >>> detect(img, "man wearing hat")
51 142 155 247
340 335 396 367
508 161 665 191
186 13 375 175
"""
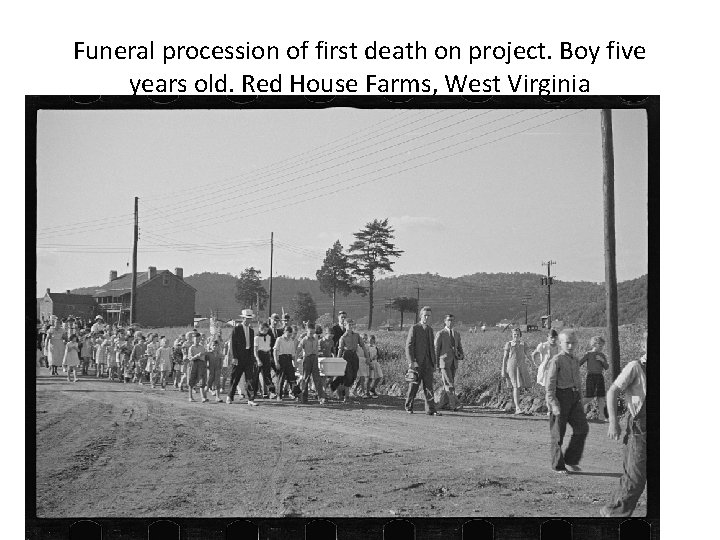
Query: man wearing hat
226 309 259 406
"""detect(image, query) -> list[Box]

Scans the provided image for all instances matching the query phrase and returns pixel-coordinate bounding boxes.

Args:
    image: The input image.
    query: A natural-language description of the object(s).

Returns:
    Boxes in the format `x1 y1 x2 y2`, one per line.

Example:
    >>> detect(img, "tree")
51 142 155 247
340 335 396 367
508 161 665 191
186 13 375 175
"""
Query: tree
290 292 318 326
235 267 268 313
347 218 404 330
391 296 418 330
316 240 365 319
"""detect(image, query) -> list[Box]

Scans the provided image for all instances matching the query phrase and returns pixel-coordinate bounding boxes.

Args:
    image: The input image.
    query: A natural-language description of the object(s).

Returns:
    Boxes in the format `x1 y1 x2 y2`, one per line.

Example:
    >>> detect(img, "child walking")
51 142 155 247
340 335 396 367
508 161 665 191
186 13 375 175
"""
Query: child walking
94 332 107 378
533 329 559 416
545 329 589 474
296 322 327 405
205 339 224 402
273 325 301 401
155 337 172 390
187 333 208 402
62 334 81 382
80 332 93 376
366 335 383 398
579 336 610 421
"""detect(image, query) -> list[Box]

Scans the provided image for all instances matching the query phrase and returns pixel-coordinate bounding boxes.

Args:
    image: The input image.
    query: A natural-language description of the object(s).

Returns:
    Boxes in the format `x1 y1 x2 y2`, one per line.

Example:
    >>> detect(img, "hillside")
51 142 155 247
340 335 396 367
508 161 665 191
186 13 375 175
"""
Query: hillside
72 271 647 327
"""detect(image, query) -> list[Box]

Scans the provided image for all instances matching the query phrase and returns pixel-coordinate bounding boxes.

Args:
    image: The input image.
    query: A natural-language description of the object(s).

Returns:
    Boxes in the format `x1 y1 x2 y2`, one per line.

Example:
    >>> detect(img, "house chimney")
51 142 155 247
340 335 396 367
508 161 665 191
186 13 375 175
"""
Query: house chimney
175 267 183 280
148 266 157 280
46 288 50 295
66 290 71 294
109 270 118 281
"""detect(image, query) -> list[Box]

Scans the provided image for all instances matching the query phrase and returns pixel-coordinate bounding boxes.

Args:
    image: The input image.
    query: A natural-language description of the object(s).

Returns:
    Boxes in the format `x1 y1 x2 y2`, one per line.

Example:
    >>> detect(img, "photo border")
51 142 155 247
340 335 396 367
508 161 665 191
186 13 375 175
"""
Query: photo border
26 95 659 540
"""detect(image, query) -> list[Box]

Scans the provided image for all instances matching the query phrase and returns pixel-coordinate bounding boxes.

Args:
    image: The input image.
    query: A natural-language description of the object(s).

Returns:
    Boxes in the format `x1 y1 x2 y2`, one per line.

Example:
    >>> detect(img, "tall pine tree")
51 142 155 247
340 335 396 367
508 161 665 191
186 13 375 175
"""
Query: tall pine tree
316 240 364 319
347 218 403 330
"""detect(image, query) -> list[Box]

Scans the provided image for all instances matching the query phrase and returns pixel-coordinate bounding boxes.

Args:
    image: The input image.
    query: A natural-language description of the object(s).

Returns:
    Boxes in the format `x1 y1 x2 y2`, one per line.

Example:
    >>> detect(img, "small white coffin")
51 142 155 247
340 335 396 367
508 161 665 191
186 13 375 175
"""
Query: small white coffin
318 357 347 377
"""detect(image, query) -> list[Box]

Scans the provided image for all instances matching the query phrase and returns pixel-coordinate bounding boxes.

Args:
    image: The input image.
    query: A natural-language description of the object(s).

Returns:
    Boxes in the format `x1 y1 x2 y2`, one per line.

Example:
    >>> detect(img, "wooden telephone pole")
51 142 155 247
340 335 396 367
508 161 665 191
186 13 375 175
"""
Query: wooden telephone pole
130 197 138 325
268 232 274 317
602 109 621 381
541 260 555 327
414 285 424 323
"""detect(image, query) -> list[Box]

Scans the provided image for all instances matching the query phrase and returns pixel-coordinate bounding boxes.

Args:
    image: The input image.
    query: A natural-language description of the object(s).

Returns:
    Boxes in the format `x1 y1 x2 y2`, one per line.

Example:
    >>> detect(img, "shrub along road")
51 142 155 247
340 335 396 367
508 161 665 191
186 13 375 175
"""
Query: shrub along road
34 368 645 518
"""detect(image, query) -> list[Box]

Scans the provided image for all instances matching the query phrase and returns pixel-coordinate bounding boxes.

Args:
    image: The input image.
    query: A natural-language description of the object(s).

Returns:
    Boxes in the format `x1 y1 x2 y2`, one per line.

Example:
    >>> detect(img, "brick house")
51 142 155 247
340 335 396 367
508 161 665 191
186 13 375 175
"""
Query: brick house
93 267 195 327
38 289 96 322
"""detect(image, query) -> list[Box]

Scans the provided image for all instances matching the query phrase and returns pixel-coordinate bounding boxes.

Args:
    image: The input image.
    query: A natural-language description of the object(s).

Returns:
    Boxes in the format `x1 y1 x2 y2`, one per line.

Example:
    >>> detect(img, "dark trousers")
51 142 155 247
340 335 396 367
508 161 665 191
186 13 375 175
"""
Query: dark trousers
300 354 325 402
253 350 275 395
228 361 256 401
404 364 437 413
276 354 299 396
330 350 358 391
603 415 647 516
549 388 589 470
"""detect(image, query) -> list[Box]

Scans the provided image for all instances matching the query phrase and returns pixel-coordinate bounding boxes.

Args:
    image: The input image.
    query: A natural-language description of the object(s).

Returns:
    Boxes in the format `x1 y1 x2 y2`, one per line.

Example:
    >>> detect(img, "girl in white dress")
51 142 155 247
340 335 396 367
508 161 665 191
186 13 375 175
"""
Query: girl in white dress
62 334 81 382
155 338 172 390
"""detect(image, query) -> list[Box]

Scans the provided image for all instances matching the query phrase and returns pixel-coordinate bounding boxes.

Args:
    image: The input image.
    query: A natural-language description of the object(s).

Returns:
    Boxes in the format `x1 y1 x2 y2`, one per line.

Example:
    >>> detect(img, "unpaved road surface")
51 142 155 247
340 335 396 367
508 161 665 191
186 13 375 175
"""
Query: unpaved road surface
34 368 645 518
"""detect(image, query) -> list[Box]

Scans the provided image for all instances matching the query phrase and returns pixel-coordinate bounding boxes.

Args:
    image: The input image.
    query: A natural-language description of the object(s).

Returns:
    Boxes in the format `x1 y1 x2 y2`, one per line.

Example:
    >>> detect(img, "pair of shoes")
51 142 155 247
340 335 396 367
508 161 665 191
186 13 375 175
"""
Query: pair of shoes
202 398 209 403
269 392 277 399
215 397 222 403
188 398 195 402
319 398 327 405
225 397 232 404
427 411 442 416
247 400 258 407
566 464 582 472
405 408 414 414
514 409 524 415
553 468 569 475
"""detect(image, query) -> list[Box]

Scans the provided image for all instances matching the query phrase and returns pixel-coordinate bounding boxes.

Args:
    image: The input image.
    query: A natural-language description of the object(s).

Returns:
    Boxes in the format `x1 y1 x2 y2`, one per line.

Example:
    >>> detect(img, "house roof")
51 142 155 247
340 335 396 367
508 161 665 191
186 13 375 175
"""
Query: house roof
92 270 195 297
46 293 96 305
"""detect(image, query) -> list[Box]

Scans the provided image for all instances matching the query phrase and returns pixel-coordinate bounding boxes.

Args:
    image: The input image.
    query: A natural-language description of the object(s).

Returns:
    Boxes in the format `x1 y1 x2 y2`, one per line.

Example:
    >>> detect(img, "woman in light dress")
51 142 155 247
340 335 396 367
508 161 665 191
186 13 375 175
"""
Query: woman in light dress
501 327 534 414
45 320 65 376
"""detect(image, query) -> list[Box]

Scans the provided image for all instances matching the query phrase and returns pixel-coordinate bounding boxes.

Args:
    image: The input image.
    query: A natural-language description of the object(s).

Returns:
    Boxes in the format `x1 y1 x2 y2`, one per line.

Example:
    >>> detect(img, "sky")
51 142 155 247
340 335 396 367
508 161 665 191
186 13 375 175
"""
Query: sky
35 107 647 297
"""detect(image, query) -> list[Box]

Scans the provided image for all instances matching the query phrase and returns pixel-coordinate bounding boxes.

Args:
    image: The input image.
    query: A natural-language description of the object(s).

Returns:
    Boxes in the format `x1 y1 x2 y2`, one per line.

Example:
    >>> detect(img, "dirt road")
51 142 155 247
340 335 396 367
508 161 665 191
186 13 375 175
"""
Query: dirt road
34 368 645 518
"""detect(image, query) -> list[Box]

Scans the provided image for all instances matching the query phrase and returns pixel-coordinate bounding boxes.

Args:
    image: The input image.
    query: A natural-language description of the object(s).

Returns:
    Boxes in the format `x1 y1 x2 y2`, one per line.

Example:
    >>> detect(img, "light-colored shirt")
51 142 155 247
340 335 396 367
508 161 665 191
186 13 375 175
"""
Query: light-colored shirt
614 357 647 418
298 335 319 358
254 333 273 352
243 324 251 349
274 336 296 356
545 352 582 410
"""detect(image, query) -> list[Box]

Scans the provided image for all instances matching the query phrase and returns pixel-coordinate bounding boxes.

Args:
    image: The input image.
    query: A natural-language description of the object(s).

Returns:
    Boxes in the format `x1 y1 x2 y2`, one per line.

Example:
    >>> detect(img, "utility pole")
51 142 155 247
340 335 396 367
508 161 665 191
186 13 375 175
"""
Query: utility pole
414 285 424 324
521 294 532 326
541 260 556 328
256 291 261 320
268 232 274 317
602 109 621 381
130 197 138 325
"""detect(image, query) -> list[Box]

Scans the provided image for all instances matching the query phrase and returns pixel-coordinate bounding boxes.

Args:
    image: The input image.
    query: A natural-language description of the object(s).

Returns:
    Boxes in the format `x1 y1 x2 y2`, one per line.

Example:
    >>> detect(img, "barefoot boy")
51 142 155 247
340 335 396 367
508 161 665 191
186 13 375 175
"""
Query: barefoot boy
545 329 589 473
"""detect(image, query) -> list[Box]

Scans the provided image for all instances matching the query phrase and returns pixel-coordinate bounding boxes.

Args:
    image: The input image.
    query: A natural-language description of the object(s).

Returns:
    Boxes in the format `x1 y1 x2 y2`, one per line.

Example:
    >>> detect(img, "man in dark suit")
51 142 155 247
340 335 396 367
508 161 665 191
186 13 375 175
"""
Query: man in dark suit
331 311 348 356
435 314 464 411
226 309 259 406
404 306 441 416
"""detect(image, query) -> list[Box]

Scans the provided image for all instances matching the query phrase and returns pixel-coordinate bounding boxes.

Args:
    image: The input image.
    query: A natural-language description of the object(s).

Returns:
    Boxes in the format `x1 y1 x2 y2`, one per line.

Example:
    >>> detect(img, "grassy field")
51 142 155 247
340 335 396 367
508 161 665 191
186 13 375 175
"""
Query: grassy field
137 323 645 411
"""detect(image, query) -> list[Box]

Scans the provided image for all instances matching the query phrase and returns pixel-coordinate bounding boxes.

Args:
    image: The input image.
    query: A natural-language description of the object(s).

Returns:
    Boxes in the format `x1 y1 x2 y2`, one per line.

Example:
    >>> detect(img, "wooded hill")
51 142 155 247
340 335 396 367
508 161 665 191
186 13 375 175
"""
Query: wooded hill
72 272 647 327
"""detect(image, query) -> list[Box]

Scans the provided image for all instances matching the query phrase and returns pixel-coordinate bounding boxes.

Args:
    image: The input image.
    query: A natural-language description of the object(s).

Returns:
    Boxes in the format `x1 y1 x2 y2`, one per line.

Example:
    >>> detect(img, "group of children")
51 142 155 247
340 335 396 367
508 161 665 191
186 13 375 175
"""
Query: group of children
503 327 610 418
38 317 387 405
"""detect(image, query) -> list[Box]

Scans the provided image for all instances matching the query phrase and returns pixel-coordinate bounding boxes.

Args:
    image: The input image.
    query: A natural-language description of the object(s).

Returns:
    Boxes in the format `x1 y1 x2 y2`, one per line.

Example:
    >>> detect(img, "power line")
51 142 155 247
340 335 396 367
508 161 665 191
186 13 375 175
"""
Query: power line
143 110 513 233
149 109 577 236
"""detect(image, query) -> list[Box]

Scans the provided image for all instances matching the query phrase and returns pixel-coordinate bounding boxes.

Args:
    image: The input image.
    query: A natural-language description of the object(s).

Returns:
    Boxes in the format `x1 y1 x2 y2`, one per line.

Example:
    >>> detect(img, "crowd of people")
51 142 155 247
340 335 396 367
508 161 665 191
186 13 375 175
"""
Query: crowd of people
36 305 647 517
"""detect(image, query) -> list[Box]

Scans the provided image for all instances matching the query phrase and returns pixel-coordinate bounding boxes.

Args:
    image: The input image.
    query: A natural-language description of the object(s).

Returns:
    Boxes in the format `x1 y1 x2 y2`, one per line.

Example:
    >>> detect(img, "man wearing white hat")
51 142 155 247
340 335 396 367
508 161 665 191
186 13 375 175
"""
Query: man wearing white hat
226 309 258 406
